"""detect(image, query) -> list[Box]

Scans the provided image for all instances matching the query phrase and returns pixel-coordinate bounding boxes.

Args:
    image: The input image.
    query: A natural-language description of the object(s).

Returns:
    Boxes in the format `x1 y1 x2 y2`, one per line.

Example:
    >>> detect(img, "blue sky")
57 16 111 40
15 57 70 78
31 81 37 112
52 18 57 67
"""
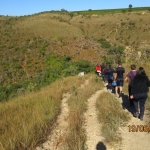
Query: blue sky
0 0 150 16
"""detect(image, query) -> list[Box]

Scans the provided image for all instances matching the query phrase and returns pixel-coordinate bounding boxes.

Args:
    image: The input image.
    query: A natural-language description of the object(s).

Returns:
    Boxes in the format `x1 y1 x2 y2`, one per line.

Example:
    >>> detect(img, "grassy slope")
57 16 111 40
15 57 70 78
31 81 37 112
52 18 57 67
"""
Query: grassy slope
0 7 150 150
0 8 150 89
0 13 103 87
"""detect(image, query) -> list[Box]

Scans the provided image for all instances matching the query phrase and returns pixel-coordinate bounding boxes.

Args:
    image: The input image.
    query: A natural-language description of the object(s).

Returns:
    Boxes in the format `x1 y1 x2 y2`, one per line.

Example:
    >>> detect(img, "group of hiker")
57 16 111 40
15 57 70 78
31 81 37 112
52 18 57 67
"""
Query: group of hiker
95 62 150 121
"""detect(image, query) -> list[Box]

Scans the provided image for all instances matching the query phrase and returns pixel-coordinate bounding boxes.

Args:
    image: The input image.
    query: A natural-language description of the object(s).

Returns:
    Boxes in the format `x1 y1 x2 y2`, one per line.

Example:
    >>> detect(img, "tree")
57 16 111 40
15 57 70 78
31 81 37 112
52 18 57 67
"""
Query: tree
61 8 68 12
129 4 132 9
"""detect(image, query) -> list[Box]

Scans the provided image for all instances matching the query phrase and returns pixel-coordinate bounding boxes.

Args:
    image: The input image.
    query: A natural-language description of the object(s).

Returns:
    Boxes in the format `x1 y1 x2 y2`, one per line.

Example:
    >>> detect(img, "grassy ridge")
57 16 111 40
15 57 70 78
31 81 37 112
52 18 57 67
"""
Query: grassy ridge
0 6 150 149
0 75 90 150
72 7 150 15
0 7 150 100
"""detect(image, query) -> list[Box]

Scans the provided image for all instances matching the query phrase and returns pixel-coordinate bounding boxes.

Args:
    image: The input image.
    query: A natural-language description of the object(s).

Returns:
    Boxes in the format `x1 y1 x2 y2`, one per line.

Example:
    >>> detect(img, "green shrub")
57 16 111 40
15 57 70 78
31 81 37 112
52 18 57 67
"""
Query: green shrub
0 54 95 102
98 38 111 48
73 60 94 73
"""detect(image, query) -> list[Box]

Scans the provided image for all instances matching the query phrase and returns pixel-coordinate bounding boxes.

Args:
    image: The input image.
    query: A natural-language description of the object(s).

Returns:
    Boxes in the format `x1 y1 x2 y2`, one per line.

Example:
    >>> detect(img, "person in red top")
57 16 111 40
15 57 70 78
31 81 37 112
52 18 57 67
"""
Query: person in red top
95 64 101 76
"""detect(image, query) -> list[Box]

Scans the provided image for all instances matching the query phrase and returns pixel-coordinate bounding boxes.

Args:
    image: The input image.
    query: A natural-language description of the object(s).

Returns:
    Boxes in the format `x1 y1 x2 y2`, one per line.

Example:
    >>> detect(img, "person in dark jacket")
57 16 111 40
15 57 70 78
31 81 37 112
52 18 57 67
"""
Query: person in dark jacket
101 63 106 82
130 67 150 121
103 67 114 92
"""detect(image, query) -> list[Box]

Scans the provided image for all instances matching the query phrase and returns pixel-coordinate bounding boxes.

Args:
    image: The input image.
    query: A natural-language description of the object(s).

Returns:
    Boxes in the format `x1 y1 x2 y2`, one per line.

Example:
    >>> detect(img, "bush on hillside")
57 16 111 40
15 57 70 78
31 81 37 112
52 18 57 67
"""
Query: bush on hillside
102 45 125 65
98 38 111 48
74 60 94 73
0 55 94 102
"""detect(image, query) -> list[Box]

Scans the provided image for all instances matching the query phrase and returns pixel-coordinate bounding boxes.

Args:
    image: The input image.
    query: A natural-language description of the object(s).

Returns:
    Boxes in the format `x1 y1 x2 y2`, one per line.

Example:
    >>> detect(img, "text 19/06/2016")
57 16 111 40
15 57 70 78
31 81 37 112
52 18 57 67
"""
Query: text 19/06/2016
128 125 150 132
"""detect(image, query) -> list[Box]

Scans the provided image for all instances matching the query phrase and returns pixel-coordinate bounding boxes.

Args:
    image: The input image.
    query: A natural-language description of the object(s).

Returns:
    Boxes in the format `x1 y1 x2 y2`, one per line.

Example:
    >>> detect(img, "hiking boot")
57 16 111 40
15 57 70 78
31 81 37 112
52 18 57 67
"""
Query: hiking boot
139 113 144 121
140 117 143 121
133 112 139 118
119 92 124 98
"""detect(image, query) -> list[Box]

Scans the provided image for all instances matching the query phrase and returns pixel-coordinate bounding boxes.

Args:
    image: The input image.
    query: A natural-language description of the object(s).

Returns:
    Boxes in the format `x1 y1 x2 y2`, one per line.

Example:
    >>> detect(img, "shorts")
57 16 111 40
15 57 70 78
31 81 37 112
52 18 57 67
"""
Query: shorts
116 78 124 86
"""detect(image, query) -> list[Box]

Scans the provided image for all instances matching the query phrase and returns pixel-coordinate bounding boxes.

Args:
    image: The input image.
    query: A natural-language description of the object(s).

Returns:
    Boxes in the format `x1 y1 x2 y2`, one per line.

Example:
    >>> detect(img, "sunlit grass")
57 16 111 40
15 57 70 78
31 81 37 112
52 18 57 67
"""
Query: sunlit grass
65 74 103 150
0 74 90 150
96 92 130 145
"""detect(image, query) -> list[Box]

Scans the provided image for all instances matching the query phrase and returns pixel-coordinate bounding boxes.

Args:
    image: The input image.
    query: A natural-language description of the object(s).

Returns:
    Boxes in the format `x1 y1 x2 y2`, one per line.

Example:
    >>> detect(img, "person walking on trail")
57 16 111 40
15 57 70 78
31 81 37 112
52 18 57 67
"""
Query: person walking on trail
101 63 105 73
125 64 137 106
130 67 150 121
103 67 114 92
114 61 125 97
95 64 101 76
101 63 106 82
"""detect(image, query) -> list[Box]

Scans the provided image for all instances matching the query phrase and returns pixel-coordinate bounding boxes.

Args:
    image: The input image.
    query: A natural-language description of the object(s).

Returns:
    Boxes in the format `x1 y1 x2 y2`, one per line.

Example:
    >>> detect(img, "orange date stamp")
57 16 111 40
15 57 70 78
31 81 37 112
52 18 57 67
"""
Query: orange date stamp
128 125 150 132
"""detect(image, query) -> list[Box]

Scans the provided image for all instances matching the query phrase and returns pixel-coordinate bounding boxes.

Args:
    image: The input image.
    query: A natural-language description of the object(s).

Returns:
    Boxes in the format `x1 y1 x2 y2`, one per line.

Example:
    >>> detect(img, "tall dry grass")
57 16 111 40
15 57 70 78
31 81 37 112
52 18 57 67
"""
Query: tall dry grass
0 75 90 150
65 74 103 150
96 92 130 145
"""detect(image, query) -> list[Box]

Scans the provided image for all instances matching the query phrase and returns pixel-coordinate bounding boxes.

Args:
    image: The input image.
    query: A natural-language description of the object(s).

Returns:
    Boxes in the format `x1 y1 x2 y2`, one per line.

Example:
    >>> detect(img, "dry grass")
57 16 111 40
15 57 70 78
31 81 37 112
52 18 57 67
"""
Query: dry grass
65 74 103 150
0 74 90 150
96 92 130 145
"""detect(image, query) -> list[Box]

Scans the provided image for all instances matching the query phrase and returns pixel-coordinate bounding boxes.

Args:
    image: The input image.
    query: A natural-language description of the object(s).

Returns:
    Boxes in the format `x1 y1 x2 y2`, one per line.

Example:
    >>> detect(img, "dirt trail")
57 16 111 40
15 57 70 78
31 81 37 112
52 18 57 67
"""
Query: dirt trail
35 79 90 150
84 84 150 150
35 80 150 150
115 95 150 150
84 89 105 150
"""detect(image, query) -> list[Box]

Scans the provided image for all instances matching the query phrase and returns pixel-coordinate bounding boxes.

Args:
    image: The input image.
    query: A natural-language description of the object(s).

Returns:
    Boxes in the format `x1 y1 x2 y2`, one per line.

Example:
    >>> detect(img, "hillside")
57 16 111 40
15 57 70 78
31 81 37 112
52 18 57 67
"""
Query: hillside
1 7 150 150
0 8 150 100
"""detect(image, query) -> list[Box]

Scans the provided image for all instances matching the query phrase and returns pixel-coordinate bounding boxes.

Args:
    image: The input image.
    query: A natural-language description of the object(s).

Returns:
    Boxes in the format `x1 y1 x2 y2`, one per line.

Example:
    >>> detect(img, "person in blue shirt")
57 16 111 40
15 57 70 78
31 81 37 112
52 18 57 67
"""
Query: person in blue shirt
103 66 114 92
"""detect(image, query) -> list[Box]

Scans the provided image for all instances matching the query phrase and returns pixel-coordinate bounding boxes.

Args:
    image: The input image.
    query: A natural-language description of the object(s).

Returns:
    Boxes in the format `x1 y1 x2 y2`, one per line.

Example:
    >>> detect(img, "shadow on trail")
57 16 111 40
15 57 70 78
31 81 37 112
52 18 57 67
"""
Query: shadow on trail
121 93 134 116
96 142 107 150
105 83 135 116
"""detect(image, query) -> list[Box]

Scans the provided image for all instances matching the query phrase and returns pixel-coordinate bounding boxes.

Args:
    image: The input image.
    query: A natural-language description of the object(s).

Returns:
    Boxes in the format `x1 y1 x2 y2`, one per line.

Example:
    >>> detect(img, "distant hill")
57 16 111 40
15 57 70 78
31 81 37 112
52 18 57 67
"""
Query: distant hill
0 7 150 100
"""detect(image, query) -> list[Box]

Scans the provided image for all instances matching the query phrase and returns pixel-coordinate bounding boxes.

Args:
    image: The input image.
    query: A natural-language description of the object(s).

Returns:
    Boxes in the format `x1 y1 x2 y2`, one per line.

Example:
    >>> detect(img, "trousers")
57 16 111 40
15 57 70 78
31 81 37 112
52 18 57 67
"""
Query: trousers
133 93 148 116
